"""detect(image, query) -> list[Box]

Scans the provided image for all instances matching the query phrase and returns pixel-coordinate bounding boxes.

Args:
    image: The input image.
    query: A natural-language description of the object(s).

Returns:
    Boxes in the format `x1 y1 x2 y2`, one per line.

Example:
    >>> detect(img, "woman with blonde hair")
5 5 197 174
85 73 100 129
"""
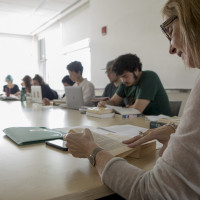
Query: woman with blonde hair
64 0 200 199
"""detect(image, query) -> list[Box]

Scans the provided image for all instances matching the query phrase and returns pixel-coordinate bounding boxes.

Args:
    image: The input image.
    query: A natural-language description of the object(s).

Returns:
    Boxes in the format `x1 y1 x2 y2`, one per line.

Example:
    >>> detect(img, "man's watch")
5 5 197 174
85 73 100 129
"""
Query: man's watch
88 147 103 167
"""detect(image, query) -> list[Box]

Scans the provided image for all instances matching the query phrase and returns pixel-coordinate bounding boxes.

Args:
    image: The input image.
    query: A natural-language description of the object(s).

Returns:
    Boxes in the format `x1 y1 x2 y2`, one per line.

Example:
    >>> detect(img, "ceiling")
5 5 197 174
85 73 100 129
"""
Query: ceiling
0 0 84 36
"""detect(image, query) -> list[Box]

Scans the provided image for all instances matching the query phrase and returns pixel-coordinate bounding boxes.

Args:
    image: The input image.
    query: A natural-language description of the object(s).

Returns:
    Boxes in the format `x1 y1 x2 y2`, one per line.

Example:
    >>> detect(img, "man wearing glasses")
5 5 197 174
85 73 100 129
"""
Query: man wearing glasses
98 53 171 116
102 60 121 99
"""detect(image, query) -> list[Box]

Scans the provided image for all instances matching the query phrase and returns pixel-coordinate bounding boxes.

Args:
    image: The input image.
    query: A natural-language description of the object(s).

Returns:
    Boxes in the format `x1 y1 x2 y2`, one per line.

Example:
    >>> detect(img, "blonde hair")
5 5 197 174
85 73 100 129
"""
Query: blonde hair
162 0 200 67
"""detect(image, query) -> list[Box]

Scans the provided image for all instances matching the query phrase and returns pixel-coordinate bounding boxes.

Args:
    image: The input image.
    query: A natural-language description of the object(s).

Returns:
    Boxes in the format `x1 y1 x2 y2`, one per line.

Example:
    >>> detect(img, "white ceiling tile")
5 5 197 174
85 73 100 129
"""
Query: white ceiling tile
0 0 82 35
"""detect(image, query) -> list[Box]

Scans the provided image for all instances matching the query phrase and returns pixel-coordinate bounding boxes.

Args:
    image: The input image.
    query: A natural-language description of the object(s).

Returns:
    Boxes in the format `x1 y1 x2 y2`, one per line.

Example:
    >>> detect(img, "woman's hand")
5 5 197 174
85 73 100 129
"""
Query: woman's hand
14 91 21 96
43 98 50 105
63 128 98 158
123 125 175 156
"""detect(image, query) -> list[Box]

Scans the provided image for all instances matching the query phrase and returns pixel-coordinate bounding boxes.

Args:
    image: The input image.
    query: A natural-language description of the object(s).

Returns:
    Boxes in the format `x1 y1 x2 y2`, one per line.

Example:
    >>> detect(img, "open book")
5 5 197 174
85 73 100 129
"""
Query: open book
93 132 155 158
106 105 141 115
0 95 20 101
53 99 66 105
86 107 114 118
149 116 181 129
68 127 156 158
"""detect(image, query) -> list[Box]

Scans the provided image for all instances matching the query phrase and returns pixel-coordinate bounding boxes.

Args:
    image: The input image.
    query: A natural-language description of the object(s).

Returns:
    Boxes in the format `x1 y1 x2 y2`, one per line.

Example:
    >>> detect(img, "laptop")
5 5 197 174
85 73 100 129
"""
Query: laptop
31 86 43 103
64 86 84 109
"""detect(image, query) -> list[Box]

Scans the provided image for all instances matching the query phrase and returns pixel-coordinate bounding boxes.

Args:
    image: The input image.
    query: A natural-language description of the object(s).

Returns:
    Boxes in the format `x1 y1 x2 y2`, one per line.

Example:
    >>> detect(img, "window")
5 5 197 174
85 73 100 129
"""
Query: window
0 35 37 93
45 38 91 91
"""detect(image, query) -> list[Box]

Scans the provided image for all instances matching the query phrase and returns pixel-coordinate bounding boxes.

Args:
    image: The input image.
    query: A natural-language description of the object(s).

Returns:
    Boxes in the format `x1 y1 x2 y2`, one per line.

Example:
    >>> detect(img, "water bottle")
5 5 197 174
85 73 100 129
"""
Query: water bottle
6 87 10 97
21 87 26 102
26 92 31 103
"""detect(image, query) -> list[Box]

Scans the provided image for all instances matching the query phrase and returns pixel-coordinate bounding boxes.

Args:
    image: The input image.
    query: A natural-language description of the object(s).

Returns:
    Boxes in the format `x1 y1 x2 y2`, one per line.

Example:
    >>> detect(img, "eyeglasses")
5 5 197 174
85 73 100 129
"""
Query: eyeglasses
160 15 178 40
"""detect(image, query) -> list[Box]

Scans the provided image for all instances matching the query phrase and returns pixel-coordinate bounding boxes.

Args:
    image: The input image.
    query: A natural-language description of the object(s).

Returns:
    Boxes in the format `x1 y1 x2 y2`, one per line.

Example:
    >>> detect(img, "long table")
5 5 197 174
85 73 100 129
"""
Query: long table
0 101 158 200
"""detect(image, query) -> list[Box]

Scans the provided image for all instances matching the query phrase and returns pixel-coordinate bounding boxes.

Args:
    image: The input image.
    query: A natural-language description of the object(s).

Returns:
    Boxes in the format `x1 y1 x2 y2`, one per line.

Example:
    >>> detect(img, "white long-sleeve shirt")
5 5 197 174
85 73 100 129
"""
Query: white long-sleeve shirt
101 73 200 200
73 78 95 106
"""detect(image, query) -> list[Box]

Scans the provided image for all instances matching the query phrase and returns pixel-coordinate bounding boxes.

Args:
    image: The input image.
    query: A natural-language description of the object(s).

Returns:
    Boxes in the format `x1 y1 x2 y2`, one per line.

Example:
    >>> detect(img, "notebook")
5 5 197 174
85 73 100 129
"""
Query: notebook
106 105 141 115
3 127 65 145
0 95 19 101
64 86 84 110
31 86 42 103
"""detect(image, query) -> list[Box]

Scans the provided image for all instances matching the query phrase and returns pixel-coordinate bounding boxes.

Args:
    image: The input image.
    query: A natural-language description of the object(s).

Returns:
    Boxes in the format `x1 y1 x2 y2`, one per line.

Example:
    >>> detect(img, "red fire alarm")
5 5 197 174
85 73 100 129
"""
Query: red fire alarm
101 26 107 36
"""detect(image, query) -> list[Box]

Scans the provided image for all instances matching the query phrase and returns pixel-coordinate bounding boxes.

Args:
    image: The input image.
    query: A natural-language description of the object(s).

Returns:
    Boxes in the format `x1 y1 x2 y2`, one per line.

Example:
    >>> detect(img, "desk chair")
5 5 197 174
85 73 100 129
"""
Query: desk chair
169 101 182 116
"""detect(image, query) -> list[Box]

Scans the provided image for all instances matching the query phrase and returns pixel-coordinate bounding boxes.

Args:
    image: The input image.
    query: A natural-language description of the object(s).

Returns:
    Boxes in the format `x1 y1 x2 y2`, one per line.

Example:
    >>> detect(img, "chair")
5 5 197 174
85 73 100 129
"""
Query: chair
169 101 182 116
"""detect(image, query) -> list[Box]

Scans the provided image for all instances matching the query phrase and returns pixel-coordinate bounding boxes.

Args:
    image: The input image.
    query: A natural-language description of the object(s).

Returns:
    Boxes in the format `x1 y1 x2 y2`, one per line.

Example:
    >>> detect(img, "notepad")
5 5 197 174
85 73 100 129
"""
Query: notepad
0 95 20 101
3 127 65 145
106 105 141 115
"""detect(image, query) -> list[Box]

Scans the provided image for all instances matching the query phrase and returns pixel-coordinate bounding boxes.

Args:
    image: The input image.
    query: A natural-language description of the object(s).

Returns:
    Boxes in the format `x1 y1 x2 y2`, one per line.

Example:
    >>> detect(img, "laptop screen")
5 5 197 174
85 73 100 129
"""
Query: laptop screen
64 86 84 109
31 86 42 103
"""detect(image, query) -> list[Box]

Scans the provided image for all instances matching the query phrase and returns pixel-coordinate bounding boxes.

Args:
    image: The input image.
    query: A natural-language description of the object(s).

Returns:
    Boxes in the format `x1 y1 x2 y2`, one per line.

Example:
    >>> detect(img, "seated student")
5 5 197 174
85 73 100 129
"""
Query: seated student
22 75 32 94
67 61 95 106
98 53 171 116
61 75 75 98
32 74 58 105
3 75 20 96
102 60 121 99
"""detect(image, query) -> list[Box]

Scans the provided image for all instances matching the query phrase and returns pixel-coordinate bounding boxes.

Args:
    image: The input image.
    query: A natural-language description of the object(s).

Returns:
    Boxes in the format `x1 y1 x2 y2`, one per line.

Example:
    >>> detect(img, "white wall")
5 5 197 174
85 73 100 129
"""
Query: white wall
0 34 38 92
90 0 199 89
62 3 90 47
37 0 199 90
38 2 90 54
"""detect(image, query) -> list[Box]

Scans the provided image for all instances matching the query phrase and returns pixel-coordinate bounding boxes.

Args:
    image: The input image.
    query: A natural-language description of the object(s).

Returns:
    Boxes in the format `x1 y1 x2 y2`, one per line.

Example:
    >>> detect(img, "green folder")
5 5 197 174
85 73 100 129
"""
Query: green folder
3 127 65 145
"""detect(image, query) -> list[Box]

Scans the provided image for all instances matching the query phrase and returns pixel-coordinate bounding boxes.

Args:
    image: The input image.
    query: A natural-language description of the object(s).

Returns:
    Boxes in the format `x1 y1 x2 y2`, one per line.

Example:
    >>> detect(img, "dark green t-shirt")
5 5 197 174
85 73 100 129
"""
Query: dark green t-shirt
116 71 171 116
